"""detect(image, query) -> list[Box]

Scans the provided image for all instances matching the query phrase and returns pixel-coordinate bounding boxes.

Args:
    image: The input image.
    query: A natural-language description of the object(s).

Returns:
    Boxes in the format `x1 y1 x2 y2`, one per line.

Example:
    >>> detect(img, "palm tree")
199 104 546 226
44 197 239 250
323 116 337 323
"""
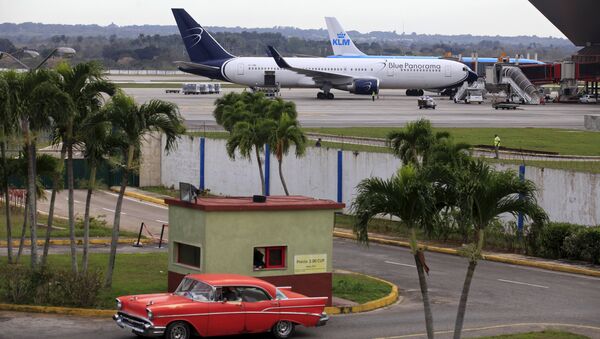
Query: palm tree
226 118 275 195
103 93 185 288
54 61 116 274
12 69 72 269
80 112 113 273
216 92 276 195
451 160 547 339
388 119 449 166
0 71 17 264
352 165 436 339
268 112 306 195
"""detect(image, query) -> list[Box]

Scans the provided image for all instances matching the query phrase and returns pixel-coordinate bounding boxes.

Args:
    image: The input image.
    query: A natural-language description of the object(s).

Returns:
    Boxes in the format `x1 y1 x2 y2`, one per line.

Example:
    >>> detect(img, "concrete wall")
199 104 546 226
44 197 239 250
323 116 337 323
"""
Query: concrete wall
139 132 162 187
155 136 600 226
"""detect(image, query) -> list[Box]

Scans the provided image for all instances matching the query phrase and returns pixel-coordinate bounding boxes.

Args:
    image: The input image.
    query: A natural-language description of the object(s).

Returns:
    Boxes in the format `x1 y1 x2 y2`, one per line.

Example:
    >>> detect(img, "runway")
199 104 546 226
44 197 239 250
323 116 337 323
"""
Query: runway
120 87 597 129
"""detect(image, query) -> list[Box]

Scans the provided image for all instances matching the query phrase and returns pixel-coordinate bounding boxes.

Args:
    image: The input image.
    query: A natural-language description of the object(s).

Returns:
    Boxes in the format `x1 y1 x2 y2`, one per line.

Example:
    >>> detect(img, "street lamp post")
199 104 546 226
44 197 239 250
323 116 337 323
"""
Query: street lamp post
0 47 76 70
34 47 76 70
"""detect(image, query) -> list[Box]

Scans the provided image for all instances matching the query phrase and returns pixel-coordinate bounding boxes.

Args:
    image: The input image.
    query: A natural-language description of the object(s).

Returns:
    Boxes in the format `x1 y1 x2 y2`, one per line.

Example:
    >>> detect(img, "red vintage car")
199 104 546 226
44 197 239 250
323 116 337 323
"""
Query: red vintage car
113 273 329 339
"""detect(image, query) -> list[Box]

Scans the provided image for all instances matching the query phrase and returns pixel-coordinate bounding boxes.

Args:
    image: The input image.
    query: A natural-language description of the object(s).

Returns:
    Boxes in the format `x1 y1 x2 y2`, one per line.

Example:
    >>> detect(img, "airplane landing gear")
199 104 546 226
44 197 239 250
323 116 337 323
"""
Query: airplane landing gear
317 92 334 100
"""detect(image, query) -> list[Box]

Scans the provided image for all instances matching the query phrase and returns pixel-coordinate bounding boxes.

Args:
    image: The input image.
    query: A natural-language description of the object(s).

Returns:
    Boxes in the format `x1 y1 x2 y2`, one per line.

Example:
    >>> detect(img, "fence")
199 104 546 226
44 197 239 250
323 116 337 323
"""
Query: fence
151 136 600 226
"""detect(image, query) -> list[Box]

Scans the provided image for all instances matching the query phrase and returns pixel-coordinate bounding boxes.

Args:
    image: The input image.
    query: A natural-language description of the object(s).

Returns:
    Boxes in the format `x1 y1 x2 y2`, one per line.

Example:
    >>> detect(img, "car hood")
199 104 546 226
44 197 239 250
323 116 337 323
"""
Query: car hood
120 293 194 318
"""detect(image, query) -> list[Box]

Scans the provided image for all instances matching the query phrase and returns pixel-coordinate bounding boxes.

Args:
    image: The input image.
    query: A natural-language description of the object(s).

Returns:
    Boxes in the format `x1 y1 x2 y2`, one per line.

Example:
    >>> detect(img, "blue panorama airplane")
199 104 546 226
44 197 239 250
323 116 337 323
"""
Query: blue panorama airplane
324 17 544 96
172 9 477 100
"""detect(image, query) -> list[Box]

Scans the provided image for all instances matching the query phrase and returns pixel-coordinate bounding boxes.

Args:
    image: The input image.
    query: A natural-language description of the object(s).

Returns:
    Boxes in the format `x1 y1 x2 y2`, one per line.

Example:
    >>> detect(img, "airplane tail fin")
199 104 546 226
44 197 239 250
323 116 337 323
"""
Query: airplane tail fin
172 8 234 63
324 17 366 56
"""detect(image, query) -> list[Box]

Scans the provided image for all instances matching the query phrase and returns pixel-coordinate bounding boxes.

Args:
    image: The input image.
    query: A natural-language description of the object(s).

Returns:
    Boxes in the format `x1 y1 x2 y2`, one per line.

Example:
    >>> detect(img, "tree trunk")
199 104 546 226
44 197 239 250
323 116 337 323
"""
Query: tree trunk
278 158 289 196
453 230 484 339
67 140 78 274
16 193 29 263
105 146 133 288
42 144 66 266
27 135 38 270
1 140 13 264
254 147 265 195
414 252 435 339
453 260 477 339
81 164 96 274
409 228 434 339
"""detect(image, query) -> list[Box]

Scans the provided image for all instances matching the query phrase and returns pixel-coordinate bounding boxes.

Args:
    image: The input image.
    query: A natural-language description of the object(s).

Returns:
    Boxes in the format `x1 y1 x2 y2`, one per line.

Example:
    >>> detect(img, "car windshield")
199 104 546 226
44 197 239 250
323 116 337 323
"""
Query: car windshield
175 278 214 302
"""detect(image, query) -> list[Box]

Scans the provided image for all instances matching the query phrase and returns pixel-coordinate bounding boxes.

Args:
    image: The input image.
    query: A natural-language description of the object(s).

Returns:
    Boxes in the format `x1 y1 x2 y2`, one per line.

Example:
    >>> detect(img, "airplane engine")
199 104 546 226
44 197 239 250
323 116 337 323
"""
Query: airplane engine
350 79 379 95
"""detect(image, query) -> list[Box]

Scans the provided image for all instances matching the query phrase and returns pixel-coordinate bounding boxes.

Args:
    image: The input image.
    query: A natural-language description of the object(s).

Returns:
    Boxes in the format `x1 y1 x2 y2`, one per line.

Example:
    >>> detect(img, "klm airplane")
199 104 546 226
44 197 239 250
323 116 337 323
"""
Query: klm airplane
172 9 477 100
325 17 545 65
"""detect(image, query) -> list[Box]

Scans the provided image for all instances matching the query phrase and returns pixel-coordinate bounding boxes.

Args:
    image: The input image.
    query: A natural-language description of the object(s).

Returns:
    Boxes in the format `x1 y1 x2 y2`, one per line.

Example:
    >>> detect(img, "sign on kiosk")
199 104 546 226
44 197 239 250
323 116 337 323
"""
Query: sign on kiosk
294 254 327 274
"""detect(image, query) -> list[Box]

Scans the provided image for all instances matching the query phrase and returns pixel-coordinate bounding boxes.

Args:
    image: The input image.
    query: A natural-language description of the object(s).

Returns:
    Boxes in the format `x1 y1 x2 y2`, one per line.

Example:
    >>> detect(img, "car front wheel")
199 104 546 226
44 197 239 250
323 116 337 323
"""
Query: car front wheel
166 321 190 339
272 320 295 339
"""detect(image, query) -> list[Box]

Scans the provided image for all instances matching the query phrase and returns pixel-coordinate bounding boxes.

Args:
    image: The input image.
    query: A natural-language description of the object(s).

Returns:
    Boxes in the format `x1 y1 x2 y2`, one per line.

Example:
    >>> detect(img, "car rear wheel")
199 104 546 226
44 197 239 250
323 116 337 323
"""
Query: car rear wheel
272 320 295 339
166 321 190 339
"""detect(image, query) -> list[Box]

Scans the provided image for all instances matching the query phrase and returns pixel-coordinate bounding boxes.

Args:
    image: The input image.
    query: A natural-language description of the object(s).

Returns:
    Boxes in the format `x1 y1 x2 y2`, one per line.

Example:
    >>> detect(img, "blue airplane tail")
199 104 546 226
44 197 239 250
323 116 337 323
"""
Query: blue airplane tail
172 8 234 63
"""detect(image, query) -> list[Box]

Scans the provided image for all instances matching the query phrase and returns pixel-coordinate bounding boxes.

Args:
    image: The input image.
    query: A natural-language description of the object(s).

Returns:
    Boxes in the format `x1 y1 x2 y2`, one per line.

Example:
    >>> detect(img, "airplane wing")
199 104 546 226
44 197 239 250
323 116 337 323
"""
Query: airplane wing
174 60 220 72
267 46 355 85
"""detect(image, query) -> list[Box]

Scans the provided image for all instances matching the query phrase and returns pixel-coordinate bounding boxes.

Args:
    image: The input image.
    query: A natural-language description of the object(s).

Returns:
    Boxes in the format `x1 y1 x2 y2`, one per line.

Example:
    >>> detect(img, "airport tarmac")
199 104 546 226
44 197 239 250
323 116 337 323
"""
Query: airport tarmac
120 86 598 129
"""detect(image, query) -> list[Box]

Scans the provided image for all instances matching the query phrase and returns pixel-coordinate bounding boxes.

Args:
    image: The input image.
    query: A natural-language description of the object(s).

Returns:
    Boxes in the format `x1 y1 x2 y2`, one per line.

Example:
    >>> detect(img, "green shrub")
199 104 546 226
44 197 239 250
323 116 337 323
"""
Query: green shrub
0 264 36 304
536 223 579 259
0 264 103 307
563 227 600 264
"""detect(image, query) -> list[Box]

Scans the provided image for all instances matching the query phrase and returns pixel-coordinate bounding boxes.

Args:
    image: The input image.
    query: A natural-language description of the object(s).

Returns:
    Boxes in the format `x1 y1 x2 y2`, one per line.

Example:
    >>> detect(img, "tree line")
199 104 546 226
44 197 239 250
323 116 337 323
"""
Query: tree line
0 61 186 288
0 30 577 71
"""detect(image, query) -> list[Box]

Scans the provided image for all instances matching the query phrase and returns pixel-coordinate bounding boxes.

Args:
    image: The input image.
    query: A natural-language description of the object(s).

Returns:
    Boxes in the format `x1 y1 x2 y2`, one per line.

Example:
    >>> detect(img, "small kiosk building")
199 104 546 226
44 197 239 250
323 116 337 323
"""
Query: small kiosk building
165 195 344 305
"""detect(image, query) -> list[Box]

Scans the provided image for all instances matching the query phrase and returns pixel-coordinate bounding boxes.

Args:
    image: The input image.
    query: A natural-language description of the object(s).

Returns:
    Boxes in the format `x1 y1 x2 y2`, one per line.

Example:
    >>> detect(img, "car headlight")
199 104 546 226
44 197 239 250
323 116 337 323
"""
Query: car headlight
146 308 153 320
116 299 122 310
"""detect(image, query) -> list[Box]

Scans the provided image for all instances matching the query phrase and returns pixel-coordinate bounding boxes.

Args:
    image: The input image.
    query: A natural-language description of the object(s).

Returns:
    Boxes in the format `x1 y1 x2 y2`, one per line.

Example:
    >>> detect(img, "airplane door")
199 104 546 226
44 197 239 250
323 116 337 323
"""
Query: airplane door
445 64 451 77
237 63 245 75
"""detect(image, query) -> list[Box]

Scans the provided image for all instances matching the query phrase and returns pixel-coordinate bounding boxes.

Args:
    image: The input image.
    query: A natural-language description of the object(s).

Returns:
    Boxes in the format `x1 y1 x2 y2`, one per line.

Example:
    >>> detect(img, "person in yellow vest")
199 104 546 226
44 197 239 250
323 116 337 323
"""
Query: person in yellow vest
494 134 501 159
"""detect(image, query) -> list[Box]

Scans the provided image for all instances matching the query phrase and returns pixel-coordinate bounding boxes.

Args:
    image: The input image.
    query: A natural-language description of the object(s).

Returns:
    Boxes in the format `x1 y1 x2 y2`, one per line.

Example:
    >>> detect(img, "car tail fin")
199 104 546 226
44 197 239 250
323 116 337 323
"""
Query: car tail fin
172 8 234 63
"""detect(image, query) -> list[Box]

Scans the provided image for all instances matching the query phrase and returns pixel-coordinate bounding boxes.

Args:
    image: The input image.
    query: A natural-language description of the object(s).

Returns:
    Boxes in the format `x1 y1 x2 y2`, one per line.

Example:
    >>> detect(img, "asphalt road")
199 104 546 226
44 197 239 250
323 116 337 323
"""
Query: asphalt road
2 193 600 338
121 87 598 129
36 189 169 237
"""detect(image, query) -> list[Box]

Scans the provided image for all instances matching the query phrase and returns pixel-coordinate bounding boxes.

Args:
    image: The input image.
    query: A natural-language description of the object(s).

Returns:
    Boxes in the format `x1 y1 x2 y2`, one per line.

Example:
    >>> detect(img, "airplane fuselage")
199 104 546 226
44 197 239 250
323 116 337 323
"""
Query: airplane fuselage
218 57 470 90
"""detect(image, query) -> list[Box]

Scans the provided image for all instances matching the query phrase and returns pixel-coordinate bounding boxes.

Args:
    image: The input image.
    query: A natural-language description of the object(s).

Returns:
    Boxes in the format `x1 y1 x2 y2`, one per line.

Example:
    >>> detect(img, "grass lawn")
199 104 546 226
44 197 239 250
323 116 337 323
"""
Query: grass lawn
332 273 392 304
140 186 179 198
1 252 389 308
305 127 600 156
476 330 589 339
0 208 140 239
0 252 168 309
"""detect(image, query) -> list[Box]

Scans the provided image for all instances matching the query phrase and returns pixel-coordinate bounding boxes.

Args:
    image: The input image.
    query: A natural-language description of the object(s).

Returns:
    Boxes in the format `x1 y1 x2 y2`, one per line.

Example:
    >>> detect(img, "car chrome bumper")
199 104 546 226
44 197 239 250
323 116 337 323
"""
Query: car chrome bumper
113 313 165 337
317 312 329 327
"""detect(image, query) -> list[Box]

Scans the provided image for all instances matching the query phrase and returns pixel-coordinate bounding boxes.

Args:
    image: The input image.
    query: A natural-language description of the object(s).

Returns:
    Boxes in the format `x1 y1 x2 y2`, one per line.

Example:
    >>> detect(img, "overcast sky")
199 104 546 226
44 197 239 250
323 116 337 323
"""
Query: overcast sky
0 0 566 38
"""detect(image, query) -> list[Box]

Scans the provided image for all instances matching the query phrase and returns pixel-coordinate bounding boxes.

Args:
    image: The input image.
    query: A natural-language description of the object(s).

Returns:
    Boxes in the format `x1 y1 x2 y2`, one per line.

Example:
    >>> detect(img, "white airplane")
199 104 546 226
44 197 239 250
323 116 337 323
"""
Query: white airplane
173 9 477 100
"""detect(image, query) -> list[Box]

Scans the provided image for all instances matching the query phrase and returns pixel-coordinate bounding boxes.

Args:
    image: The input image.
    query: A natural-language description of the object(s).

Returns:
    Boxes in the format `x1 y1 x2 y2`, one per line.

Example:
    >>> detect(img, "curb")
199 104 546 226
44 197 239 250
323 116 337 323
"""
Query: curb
325 272 400 315
0 272 399 318
334 230 600 278
110 187 167 206
0 238 152 248
0 303 114 317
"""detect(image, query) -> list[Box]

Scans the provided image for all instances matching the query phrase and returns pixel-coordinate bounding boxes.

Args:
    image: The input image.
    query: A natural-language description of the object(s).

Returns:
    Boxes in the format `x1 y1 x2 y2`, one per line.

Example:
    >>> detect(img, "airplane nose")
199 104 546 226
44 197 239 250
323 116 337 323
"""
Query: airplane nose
467 70 478 83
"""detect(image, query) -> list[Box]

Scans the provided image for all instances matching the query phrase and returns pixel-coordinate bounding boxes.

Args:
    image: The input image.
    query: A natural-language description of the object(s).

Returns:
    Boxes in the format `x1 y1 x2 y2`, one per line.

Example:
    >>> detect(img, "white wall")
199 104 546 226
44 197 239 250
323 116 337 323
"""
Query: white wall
158 137 600 226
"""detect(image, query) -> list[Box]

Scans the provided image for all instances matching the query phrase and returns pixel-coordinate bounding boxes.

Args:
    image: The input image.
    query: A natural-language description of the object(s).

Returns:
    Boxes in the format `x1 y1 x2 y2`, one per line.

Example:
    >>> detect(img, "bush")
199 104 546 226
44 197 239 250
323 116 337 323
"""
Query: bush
0 264 103 307
563 227 600 265
536 223 578 259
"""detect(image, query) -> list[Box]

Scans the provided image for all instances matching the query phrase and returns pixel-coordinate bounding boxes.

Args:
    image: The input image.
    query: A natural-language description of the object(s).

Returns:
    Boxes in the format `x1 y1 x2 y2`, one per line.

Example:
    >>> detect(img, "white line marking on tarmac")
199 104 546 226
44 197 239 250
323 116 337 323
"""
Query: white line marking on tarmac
385 260 416 268
373 322 600 339
497 279 549 289
156 220 168 224
102 208 116 213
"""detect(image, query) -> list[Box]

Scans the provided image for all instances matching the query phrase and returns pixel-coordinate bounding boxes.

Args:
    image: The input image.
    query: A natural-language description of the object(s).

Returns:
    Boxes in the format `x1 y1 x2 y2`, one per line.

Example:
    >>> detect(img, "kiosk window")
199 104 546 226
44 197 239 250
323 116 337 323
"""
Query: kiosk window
177 242 201 268
253 246 286 269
